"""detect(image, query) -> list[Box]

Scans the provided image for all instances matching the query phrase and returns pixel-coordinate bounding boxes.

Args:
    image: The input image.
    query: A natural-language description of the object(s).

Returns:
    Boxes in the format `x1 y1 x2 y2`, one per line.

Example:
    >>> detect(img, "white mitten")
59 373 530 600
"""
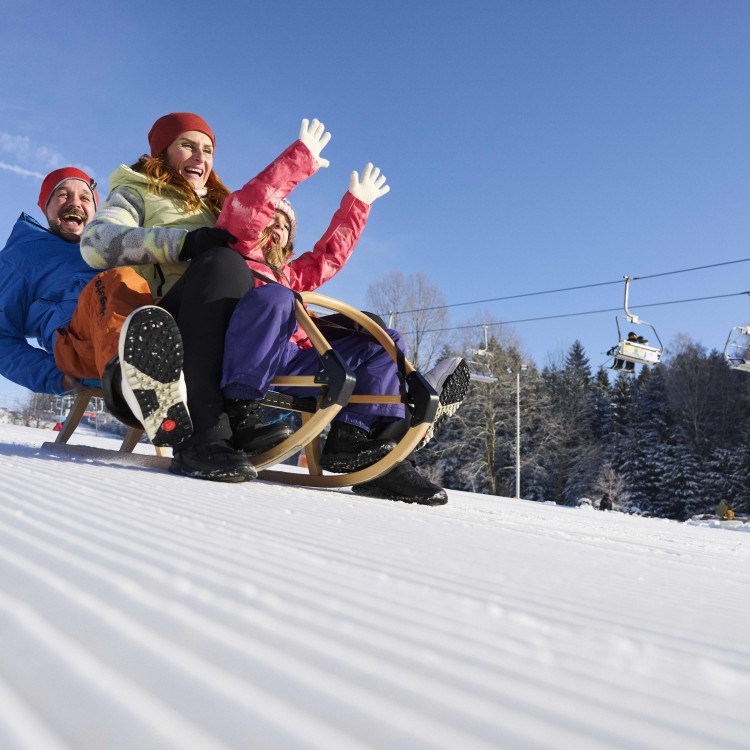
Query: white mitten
299 118 331 168
348 163 390 205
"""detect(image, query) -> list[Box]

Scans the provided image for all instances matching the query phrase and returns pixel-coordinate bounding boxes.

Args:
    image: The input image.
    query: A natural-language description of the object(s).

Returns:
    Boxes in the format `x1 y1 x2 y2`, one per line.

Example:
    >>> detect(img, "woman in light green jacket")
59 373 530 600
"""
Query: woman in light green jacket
78 112 288 482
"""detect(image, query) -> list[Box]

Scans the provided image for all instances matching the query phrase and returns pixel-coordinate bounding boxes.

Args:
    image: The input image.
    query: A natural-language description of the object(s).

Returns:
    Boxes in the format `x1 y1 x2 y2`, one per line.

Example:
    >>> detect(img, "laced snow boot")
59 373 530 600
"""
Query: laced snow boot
225 399 293 455
319 421 397 473
119 306 192 447
170 439 257 482
351 460 448 506
417 357 471 450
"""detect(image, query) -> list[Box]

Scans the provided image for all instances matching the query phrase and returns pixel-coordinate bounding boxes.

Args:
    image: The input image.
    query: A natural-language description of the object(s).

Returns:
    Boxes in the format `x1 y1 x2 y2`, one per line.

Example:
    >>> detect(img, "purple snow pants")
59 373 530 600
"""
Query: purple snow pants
221 283 405 431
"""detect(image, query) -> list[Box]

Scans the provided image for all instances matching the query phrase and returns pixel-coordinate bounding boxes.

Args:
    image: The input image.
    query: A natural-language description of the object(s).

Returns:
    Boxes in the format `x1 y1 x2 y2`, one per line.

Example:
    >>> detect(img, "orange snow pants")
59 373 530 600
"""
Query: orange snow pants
54 267 154 379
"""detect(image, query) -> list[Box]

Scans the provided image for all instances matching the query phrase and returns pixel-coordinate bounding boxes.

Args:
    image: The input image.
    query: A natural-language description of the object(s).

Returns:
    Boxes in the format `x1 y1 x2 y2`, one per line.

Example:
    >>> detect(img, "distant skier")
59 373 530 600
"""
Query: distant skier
716 501 734 520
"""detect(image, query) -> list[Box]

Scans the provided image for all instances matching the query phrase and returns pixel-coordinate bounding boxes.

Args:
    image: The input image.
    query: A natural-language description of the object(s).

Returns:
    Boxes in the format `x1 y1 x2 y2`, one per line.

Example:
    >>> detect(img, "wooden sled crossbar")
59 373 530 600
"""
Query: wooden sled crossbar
42 292 439 489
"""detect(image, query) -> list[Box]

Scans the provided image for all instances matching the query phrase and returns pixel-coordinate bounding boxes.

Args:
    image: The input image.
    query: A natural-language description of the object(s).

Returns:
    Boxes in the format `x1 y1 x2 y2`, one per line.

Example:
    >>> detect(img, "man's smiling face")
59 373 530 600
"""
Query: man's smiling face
45 179 95 243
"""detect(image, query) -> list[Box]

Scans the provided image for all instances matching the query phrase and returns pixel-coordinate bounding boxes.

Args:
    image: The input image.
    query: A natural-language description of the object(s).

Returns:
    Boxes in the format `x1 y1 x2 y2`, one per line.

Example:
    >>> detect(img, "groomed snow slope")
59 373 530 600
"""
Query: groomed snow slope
0 424 748 750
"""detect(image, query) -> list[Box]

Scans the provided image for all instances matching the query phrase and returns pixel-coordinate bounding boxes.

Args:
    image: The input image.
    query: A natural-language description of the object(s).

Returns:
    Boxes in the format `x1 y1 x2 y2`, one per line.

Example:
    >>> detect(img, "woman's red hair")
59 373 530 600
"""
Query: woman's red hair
130 154 230 217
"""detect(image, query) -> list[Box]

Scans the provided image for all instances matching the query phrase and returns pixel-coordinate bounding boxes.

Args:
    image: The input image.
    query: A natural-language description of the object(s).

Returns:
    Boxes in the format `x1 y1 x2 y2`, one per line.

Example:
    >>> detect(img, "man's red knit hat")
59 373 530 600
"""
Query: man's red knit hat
148 112 215 157
37 167 99 214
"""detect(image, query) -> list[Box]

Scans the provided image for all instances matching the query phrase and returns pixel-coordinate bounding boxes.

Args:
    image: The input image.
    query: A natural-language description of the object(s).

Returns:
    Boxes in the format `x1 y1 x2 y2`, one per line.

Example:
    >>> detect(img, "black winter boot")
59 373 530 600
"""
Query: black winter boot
225 399 293 455
101 355 142 429
352 460 448 506
170 439 257 482
319 421 397 473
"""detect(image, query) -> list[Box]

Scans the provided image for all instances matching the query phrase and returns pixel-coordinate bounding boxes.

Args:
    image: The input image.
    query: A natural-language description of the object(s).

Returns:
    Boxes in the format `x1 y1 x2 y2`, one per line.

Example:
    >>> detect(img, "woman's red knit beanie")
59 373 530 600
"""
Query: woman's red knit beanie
148 112 215 157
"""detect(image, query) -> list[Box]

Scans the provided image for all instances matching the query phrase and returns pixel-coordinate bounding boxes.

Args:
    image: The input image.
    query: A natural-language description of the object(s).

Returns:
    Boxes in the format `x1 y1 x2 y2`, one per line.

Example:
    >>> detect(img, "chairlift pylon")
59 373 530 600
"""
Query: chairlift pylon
467 325 498 383
607 276 663 373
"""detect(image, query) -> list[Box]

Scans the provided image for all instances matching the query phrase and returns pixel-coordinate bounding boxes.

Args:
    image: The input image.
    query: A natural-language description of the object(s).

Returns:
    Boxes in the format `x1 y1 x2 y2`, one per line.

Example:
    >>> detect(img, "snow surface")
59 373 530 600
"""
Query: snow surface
0 423 748 750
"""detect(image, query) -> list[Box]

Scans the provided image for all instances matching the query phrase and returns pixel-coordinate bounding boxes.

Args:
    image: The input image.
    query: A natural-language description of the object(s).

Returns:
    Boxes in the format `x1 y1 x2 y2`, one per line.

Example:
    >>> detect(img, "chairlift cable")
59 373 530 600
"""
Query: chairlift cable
391 257 750 316
632 258 750 281
400 290 749 335
394 279 623 315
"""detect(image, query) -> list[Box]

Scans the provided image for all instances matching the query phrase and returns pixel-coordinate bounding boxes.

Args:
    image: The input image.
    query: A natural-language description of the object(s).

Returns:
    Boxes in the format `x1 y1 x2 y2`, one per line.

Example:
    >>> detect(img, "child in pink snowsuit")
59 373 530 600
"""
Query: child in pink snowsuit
216 119 449 505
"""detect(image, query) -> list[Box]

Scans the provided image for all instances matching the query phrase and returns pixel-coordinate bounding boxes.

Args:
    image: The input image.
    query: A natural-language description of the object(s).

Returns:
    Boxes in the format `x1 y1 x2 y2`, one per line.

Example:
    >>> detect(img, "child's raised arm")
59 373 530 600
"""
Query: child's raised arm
284 161 390 291
216 118 331 254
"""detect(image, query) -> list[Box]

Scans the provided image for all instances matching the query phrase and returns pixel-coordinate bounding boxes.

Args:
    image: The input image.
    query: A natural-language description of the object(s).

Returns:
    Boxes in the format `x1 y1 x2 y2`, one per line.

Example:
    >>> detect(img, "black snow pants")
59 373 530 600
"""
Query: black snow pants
160 246 254 446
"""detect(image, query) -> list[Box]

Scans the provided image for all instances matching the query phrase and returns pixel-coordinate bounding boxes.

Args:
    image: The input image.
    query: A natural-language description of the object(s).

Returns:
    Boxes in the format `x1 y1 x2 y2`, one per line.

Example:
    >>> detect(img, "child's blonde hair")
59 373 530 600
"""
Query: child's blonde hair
258 214 294 280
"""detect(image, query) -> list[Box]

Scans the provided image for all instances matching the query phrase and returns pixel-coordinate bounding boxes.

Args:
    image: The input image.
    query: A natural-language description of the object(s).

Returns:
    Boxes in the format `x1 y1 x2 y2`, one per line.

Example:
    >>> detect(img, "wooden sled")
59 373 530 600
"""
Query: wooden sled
41 292 439 488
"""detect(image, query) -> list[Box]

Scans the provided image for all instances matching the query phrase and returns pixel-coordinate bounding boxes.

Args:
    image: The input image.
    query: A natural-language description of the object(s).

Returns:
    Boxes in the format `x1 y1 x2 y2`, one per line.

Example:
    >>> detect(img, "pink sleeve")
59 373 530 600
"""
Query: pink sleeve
215 140 317 257
285 192 371 291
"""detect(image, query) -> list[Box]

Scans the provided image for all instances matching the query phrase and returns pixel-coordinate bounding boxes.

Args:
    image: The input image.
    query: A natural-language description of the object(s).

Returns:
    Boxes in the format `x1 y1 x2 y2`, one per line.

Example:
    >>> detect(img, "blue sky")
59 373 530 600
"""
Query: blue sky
2 0 750 403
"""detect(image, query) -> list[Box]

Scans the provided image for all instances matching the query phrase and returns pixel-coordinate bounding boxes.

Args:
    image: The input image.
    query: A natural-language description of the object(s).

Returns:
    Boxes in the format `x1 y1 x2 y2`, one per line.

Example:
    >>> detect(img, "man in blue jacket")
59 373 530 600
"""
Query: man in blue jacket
0 167 100 395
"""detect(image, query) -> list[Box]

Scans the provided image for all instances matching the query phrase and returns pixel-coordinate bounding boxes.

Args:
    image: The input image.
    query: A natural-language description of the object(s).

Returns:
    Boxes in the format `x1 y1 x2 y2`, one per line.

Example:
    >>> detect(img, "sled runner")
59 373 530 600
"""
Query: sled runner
42 292 439 489
608 276 663 372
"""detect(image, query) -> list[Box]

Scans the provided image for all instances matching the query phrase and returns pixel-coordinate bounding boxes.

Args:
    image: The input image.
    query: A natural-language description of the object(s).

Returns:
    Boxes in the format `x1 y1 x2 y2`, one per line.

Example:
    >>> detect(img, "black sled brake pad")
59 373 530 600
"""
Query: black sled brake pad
406 371 439 426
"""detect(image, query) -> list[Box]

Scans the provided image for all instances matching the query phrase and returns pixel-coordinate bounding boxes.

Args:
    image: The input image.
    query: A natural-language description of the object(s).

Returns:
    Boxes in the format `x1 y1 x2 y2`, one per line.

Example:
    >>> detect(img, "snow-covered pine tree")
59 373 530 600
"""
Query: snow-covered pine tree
536 341 602 504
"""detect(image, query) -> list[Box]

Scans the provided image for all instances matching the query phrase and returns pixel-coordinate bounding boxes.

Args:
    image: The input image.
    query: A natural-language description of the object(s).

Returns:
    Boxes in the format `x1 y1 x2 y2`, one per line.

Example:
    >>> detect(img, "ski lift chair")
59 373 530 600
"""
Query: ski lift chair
609 277 663 372
467 324 499 383
43 292 439 489
723 325 750 372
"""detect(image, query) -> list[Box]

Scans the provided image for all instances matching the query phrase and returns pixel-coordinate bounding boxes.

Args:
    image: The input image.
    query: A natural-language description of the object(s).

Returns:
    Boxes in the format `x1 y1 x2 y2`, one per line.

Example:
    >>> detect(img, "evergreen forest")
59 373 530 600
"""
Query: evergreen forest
419 336 750 519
